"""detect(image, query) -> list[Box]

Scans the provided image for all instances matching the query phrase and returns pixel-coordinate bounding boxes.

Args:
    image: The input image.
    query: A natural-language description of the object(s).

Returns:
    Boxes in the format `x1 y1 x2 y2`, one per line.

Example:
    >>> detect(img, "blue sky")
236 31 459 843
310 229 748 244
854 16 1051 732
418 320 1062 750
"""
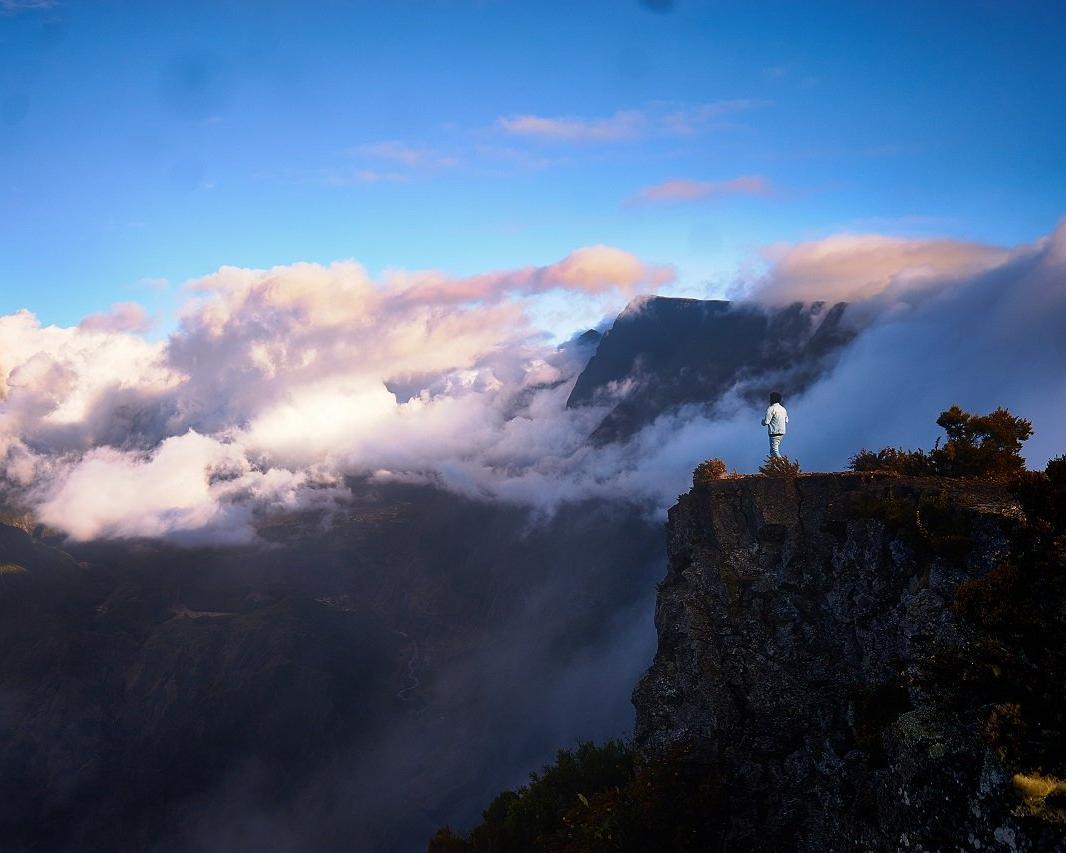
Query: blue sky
2 0 1064 332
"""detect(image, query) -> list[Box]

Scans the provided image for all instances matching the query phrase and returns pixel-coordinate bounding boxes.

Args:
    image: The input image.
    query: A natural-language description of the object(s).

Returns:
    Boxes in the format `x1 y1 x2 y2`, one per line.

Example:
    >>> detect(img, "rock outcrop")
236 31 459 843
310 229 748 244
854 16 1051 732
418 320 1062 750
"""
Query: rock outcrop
633 473 1064 852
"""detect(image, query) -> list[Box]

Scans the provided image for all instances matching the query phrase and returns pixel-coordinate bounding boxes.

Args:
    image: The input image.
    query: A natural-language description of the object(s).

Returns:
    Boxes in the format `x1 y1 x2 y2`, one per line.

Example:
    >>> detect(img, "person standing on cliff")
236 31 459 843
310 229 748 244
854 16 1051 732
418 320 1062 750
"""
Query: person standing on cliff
762 392 788 458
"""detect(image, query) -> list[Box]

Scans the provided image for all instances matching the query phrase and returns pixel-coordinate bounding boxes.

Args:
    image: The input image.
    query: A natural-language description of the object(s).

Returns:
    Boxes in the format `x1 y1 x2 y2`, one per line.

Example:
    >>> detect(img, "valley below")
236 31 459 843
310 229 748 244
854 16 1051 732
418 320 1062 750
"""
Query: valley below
0 484 664 851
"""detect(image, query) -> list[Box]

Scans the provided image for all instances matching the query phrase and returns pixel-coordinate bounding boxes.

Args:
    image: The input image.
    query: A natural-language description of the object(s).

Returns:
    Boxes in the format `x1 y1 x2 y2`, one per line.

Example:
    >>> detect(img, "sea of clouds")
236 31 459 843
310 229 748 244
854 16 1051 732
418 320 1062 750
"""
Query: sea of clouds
2 221 1064 543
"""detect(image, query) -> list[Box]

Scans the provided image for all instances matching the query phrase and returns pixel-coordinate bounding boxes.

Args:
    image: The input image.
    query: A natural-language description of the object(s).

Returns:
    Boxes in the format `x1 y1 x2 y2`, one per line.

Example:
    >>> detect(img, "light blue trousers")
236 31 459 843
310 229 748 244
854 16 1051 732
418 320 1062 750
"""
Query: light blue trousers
769 434 784 458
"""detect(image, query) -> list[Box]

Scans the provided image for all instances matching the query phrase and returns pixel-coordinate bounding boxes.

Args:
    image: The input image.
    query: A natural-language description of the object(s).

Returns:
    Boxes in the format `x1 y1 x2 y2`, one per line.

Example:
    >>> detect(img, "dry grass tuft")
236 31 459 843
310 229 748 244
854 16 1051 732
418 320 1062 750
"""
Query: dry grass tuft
692 458 727 488
758 455 801 478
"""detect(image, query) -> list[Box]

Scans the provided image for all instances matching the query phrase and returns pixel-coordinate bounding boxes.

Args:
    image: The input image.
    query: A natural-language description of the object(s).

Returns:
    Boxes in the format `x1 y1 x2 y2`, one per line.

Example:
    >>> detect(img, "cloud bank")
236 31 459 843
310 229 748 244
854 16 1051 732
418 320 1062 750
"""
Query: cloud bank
2 221 1065 543
752 233 1009 305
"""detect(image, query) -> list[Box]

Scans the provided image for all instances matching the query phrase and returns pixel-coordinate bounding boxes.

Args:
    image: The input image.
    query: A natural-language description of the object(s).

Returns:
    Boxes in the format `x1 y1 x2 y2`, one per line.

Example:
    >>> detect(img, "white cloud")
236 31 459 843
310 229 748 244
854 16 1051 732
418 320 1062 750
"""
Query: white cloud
4 222 1066 543
748 233 1010 305
497 100 765 143
35 431 338 544
0 308 175 454
497 110 647 142
0 247 666 539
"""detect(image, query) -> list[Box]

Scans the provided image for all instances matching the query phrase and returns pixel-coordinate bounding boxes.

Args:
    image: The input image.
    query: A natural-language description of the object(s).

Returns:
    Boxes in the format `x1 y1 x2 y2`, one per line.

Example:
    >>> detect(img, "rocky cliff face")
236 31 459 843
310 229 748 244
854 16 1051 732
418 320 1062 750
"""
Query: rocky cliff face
633 473 1064 852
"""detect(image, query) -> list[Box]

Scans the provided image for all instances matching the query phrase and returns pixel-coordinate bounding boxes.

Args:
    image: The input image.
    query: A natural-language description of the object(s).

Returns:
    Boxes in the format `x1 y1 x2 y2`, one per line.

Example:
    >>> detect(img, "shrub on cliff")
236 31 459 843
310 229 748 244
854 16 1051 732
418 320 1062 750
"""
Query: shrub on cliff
429 741 728 852
692 458 727 487
849 405 1033 480
758 455 801 477
930 405 1033 479
849 447 934 476
427 826 468 853
429 741 633 852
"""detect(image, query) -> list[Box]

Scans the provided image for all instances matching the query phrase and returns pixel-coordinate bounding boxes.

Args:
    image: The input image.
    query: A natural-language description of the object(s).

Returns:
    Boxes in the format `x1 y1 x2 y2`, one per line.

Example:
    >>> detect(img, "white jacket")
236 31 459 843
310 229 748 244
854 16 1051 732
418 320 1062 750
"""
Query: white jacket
762 403 788 435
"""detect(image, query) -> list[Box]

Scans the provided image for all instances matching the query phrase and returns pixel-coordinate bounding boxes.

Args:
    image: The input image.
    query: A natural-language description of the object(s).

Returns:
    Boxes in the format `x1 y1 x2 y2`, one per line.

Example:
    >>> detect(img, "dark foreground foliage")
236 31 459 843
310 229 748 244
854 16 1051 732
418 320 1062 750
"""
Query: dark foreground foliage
850 405 1033 479
428 741 727 853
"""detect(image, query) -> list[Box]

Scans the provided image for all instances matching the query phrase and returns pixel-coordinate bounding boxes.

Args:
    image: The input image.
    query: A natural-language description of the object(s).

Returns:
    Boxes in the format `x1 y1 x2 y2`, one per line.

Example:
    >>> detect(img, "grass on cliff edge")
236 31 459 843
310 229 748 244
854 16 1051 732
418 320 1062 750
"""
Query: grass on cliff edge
691 453 801 482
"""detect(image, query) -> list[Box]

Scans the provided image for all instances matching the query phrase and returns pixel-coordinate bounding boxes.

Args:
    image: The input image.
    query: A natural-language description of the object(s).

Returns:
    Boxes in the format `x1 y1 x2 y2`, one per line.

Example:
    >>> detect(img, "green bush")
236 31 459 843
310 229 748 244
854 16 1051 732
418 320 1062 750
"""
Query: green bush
758 455 801 477
692 458 727 487
427 826 469 853
441 741 633 852
849 447 934 476
1013 455 1066 538
849 405 1033 481
429 741 729 852
929 405 1032 479
1046 454 1066 488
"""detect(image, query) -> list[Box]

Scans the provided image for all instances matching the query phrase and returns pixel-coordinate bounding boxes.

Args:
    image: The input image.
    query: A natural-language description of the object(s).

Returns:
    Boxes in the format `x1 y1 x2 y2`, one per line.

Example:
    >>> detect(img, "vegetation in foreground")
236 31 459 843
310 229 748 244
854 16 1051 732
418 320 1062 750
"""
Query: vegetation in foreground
758 454 801 477
428 741 726 853
691 457 726 487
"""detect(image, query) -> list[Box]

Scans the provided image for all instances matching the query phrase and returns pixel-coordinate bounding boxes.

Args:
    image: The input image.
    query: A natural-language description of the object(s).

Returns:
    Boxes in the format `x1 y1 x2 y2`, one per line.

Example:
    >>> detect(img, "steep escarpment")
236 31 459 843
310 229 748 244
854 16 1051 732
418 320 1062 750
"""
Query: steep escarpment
634 473 1064 851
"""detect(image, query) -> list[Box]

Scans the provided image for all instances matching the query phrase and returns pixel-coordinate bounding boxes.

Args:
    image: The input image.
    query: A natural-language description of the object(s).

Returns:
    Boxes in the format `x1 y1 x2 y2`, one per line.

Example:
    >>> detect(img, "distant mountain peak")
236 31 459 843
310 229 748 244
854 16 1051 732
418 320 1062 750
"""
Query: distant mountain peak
567 296 852 443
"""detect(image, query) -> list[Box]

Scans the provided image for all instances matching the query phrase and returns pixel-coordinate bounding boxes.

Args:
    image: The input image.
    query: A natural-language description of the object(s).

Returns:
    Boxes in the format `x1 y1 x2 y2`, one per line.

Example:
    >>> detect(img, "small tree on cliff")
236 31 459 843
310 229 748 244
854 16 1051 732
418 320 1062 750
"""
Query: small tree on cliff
930 405 1033 479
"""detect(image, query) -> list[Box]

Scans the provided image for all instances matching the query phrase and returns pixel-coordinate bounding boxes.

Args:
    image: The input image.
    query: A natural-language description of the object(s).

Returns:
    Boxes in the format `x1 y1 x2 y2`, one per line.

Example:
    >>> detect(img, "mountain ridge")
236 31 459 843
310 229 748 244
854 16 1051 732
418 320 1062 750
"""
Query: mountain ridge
566 296 852 443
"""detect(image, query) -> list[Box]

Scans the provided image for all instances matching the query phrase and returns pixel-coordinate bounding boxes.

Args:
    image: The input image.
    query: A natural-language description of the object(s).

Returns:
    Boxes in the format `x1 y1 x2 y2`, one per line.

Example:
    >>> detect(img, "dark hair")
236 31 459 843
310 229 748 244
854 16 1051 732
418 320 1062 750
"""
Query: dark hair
769 392 782 404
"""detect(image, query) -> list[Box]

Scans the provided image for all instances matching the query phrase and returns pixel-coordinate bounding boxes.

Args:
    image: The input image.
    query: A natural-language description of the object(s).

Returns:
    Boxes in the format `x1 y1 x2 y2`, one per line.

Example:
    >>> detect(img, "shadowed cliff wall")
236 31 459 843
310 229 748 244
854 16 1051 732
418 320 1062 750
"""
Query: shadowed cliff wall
634 473 1062 852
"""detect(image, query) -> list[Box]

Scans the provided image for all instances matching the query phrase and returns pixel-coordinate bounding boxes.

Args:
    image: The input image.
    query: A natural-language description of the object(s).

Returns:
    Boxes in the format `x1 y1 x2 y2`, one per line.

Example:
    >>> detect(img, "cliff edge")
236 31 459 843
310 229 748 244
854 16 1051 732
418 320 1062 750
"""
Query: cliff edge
633 473 1064 852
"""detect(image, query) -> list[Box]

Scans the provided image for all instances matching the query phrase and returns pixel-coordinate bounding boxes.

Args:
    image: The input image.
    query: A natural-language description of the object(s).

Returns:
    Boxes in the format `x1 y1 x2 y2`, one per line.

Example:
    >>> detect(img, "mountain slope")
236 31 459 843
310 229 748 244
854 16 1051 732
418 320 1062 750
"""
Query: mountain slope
566 297 852 443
